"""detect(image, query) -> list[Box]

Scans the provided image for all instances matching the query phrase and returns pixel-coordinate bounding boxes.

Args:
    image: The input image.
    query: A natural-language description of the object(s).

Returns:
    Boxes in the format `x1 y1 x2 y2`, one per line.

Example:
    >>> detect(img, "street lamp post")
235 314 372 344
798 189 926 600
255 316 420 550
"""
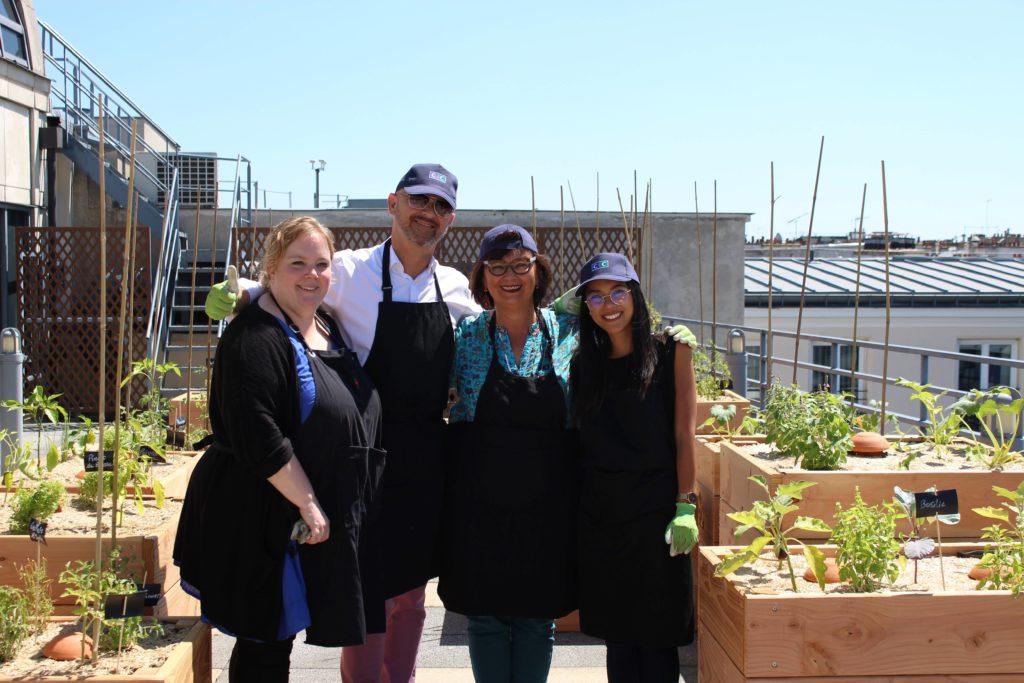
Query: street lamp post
310 160 326 208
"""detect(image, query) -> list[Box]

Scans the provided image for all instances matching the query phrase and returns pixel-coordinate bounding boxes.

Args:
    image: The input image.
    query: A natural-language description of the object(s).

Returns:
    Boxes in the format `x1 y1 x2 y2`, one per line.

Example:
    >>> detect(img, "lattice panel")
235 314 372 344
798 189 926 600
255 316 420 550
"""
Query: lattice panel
16 227 152 418
230 225 638 301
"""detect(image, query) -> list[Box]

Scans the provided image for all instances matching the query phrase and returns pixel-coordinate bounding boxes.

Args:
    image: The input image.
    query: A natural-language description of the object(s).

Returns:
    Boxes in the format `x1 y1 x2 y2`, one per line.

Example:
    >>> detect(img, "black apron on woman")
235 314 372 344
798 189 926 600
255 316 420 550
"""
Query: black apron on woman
439 311 578 618
174 306 384 647
577 341 694 647
360 239 455 624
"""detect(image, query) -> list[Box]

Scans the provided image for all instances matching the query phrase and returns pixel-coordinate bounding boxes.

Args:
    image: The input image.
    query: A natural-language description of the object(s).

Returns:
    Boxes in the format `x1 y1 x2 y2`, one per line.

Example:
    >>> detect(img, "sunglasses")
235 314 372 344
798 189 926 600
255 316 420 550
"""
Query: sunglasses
401 192 454 218
482 256 537 276
585 286 631 309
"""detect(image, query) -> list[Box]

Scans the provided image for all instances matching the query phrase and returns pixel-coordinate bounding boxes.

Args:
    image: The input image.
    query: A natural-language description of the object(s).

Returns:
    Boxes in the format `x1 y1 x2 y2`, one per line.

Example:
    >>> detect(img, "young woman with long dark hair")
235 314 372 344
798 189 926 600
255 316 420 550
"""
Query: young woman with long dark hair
570 252 698 683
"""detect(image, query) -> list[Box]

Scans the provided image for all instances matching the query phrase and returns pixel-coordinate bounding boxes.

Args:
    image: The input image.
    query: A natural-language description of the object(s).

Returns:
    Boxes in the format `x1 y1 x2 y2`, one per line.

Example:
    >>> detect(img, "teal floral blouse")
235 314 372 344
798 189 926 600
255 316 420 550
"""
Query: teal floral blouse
449 308 579 424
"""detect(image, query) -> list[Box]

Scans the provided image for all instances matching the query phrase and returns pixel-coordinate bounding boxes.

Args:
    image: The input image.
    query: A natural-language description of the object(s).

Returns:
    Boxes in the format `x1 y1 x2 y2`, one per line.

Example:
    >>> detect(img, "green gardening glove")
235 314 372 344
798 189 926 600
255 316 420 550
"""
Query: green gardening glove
664 503 698 557
666 324 697 349
205 280 238 321
552 285 581 316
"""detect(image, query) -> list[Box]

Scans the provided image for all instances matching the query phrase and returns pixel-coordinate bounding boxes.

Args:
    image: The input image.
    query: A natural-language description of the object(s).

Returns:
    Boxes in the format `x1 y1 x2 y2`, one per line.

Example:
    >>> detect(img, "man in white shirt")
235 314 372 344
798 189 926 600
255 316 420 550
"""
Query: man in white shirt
208 163 479 683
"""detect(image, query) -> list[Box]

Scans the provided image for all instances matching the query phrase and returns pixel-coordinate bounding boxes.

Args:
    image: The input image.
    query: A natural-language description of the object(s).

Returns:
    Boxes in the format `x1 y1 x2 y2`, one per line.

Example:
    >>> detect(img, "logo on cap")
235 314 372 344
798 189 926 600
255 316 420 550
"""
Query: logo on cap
429 171 448 184
592 260 609 271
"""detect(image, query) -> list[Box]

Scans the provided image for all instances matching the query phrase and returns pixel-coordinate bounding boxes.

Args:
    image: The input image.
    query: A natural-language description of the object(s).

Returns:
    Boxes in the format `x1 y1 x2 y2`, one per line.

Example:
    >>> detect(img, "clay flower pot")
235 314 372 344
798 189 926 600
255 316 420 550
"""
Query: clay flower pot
803 557 842 584
850 431 890 456
43 631 93 660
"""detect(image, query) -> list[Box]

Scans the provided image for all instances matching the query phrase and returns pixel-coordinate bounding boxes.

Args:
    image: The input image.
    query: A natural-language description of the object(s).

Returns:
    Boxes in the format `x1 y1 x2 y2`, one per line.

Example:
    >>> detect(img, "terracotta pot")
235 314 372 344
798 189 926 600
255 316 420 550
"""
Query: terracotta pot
850 431 890 456
803 557 842 584
43 631 92 660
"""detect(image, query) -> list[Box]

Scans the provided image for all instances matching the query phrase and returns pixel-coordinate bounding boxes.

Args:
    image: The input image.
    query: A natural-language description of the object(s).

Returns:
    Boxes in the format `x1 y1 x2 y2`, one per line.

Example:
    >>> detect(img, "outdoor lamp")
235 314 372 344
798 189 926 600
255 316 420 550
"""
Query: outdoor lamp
1 327 21 354
728 328 745 355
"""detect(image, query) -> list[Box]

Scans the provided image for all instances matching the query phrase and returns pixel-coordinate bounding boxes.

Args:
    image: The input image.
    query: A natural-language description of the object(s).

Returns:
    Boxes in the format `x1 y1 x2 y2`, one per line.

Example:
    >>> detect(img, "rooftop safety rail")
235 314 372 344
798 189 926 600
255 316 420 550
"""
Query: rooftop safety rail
219 155 252 338
39 20 178 208
665 316 1024 442
146 166 180 362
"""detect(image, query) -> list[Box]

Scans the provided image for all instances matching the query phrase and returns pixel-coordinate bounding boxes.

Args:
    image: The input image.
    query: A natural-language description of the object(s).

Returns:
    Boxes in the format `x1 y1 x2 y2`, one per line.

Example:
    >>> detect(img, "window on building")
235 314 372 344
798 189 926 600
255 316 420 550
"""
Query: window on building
0 0 29 68
958 341 1015 392
811 343 860 397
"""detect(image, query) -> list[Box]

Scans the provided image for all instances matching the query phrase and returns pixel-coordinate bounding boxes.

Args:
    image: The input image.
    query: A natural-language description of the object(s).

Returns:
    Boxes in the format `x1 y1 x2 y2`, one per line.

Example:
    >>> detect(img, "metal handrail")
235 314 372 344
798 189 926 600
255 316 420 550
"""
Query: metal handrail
40 22 176 201
38 21 179 148
218 156 249 338
146 167 180 361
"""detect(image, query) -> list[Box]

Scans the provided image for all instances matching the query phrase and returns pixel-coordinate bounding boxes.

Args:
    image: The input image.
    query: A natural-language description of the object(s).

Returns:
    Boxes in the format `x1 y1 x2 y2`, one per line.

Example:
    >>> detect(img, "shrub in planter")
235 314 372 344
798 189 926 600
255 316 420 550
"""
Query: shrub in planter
973 481 1024 594
830 487 905 591
9 481 64 534
762 382 854 470
0 586 30 662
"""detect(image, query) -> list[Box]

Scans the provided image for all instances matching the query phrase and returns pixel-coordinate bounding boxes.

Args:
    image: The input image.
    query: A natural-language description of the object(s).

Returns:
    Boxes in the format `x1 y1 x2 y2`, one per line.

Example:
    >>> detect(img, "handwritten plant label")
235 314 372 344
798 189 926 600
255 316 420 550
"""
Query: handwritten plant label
103 591 146 619
27 518 47 544
137 444 166 464
83 450 115 472
136 582 162 607
914 489 958 518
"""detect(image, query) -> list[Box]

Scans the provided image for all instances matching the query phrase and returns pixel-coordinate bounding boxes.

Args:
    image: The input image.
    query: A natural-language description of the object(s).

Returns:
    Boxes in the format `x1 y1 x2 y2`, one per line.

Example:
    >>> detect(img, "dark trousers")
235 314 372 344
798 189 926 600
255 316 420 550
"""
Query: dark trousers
228 636 295 683
606 642 680 683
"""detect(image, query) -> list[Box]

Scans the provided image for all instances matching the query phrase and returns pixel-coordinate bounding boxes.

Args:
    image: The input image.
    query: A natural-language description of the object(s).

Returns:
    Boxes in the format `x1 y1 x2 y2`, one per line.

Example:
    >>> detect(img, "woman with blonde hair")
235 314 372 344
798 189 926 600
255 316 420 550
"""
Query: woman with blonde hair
175 217 385 681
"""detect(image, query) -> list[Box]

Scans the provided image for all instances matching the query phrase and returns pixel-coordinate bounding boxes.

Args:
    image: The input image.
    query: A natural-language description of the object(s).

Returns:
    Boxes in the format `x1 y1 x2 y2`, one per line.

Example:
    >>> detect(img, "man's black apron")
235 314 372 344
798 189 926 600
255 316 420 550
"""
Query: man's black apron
577 344 694 646
361 239 455 624
439 312 578 618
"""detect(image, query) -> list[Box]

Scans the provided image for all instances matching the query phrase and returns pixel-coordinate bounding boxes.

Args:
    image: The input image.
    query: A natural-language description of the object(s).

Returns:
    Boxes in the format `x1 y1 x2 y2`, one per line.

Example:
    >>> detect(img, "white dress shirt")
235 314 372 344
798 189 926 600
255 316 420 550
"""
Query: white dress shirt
243 241 481 365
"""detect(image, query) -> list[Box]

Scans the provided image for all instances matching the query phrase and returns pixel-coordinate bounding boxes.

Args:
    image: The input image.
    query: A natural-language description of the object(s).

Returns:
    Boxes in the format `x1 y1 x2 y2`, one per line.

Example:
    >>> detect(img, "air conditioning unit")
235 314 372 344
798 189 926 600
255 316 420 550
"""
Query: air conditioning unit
158 153 217 208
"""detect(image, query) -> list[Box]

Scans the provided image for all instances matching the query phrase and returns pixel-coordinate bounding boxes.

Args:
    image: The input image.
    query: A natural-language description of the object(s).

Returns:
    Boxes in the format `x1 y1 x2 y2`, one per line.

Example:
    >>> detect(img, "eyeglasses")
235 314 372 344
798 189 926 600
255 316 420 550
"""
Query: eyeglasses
401 192 454 218
482 256 537 276
585 287 631 309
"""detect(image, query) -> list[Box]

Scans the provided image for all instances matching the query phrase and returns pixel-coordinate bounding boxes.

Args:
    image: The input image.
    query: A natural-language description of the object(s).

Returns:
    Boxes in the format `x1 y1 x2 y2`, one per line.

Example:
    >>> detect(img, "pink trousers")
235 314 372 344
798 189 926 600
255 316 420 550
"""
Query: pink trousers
341 584 427 683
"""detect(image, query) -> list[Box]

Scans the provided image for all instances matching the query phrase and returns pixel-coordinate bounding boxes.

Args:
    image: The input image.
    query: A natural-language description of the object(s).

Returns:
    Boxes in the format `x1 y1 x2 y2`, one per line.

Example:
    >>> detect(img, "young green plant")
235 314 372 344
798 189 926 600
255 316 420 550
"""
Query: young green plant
952 387 1024 470
714 476 832 591
830 487 906 591
763 382 854 470
972 481 1024 595
896 378 966 453
1 385 68 471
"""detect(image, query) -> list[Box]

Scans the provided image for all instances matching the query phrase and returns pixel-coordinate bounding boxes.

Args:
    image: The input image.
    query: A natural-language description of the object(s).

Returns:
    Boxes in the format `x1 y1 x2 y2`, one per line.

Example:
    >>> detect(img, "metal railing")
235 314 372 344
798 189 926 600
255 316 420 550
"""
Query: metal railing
39 21 178 207
146 167 180 362
666 316 1024 437
218 156 252 337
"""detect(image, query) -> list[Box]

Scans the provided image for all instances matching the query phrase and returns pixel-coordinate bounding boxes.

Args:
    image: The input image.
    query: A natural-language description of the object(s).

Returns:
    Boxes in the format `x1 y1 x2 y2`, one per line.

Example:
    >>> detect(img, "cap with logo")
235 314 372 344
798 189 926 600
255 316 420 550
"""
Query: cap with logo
478 224 539 260
395 163 458 209
576 252 639 294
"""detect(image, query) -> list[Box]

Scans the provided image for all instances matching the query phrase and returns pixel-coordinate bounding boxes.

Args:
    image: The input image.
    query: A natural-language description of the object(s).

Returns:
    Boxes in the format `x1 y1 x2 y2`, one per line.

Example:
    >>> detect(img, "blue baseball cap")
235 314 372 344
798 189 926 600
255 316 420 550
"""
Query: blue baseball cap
478 224 539 260
577 252 639 295
395 163 458 209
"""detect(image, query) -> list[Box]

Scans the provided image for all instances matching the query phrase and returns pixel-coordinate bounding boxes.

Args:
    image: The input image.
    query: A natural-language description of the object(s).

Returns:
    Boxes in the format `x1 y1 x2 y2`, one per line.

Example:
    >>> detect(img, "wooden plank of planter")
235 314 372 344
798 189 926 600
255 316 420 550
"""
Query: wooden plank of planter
698 544 1024 679
697 436 765 546
0 510 181 608
0 619 211 683
160 450 204 500
696 390 751 435
167 393 208 436
719 440 1024 541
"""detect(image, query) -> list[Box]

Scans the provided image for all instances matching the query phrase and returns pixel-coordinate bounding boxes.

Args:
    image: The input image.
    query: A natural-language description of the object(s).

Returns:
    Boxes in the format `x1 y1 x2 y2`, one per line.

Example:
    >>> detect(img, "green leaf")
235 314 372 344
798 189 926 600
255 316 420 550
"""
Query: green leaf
748 475 769 493
727 510 766 533
802 544 828 591
777 480 817 499
747 535 771 556
973 506 1011 523
46 443 60 471
153 479 165 509
791 516 832 533
714 551 755 577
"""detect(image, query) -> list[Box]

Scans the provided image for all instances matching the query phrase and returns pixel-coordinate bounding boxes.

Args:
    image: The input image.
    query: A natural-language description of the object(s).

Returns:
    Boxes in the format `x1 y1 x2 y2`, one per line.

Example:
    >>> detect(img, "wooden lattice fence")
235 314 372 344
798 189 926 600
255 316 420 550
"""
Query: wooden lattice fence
231 224 638 299
15 227 150 418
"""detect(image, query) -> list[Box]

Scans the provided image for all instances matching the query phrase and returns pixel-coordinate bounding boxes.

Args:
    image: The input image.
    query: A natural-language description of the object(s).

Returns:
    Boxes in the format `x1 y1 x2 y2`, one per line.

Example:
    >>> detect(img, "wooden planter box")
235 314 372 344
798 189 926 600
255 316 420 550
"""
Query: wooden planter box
0 510 198 620
719 437 1022 544
696 436 765 546
696 390 751 435
697 544 1024 682
0 618 211 683
167 393 207 436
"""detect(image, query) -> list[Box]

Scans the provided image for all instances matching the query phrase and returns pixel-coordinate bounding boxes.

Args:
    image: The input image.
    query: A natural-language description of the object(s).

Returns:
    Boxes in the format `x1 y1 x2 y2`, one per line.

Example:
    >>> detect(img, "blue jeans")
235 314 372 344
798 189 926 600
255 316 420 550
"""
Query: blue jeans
466 615 555 683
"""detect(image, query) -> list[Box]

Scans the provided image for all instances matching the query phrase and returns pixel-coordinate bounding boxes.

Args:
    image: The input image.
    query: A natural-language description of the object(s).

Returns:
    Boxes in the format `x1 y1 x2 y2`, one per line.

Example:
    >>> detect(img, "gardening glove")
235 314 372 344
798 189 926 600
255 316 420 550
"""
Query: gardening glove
665 502 698 557
552 285 582 316
666 324 698 349
205 280 238 321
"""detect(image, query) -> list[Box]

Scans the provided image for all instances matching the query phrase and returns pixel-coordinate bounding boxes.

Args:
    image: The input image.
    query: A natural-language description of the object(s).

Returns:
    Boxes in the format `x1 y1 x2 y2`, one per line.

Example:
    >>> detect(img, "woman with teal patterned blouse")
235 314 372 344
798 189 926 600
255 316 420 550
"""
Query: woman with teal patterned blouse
439 224 580 683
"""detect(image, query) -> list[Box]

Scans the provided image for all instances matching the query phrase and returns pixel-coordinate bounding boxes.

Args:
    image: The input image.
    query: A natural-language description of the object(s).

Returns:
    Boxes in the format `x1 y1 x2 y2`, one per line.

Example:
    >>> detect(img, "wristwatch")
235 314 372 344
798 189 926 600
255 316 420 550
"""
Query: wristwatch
677 491 699 506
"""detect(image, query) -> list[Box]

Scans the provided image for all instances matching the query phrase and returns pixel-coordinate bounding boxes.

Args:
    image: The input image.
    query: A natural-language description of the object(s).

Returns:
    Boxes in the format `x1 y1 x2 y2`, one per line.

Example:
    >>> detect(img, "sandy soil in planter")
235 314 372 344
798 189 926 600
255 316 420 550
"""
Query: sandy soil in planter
744 439 1024 473
4 451 198 492
0 499 182 537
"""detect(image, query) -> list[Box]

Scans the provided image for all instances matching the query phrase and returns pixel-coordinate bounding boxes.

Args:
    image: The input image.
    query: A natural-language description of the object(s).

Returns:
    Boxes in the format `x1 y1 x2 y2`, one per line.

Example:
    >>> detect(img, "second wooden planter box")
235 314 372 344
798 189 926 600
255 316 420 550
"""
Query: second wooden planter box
718 438 1024 543
695 390 751 435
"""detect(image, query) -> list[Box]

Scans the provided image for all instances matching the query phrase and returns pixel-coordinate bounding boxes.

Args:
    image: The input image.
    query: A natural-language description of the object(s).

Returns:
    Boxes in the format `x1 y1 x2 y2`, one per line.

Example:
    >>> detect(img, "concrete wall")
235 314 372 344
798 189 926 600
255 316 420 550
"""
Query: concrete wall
0 0 49 217
744 305 1024 421
192 207 751 338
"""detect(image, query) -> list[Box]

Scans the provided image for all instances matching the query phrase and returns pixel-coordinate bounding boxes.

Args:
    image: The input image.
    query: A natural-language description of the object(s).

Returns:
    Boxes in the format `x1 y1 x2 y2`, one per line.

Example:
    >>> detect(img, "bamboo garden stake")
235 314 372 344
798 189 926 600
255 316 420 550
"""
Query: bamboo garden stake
695 182 704 346
93 98 107 662
767 163 775 384
792 135 825 386
881 161 892 428
559 186 566 291
205 188 221 410
185 188 201 428
616 189 634 263
712 180 718 359
850 183 868 407
566 180 586 254
530 176 537 240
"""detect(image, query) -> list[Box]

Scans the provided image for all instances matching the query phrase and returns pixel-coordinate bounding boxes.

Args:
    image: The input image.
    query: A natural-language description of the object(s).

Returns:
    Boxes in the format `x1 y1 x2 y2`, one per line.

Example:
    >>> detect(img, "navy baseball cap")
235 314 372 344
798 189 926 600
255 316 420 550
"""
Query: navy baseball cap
395 163 458 209
478 224 538 260
577 252 639 294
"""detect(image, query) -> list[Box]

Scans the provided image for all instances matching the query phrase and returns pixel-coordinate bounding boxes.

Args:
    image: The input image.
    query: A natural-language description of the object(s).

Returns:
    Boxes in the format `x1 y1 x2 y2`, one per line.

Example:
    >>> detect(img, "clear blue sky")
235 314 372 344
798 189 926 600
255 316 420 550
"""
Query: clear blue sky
35 1 1023 241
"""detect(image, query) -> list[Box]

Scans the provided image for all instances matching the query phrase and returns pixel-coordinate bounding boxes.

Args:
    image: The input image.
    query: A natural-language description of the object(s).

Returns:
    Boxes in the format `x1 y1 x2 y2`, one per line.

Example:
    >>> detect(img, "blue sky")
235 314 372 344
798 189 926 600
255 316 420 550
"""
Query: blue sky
35 1 1023 241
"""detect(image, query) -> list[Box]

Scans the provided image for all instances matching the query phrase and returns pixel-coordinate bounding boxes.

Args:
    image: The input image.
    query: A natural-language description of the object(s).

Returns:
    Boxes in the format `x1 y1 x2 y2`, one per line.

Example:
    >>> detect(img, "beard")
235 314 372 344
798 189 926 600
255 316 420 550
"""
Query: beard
401 215 444 249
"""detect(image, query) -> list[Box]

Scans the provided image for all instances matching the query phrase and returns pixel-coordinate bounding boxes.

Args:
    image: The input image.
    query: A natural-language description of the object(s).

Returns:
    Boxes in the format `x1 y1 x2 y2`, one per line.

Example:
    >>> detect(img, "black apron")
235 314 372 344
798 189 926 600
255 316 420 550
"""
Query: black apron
360 239 455 619
175 307 384 647
438 312 578 619
577 342 694 647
